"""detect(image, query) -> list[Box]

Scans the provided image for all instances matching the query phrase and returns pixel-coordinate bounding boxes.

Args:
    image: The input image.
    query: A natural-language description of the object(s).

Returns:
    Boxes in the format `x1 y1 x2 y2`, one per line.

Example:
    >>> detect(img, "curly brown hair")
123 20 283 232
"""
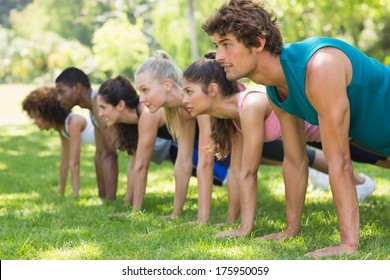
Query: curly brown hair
98 75 139 155
202 0 283 54
22 86 69 129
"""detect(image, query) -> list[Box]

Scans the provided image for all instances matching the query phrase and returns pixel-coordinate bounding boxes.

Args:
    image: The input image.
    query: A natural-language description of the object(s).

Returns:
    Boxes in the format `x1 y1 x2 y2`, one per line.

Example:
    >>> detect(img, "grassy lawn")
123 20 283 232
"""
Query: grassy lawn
0 84 389 260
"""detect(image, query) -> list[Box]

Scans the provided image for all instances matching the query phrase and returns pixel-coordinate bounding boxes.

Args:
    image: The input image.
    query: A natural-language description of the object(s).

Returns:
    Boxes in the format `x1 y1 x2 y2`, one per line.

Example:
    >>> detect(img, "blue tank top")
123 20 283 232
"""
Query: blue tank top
267 37 390 156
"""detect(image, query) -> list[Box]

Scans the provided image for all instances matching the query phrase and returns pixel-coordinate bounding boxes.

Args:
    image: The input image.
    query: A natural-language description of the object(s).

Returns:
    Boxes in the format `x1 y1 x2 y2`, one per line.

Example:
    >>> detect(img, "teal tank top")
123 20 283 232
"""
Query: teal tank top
267 37 390 156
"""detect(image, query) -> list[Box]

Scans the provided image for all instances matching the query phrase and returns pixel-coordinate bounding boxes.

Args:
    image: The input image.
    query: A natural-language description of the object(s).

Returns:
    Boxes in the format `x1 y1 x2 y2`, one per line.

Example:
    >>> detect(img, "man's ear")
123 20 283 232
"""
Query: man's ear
208 83 219 98
254 36 266 53
74 82 82 94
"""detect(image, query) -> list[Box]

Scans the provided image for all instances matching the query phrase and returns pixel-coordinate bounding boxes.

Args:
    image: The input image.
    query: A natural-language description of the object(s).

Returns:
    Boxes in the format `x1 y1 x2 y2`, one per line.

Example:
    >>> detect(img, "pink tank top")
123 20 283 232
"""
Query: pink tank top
233 88 321 142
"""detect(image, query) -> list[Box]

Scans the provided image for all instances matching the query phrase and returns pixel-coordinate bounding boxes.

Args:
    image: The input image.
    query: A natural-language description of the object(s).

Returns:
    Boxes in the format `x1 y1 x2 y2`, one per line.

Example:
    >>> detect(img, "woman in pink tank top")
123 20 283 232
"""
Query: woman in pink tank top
182 52 377 238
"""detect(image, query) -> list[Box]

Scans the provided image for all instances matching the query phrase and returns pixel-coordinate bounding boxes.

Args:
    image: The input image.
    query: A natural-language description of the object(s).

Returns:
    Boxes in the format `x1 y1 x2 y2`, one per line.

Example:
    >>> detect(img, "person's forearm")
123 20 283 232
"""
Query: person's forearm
132 166 148 211
59 163 68 195
196 161 213 223
238 173 258 234
70 161 80 197
125 162 135 206
172 162 192 216
283 159 307 235
101 151 118 200
328 161 360 247
226 170 240 223
94 152 105 198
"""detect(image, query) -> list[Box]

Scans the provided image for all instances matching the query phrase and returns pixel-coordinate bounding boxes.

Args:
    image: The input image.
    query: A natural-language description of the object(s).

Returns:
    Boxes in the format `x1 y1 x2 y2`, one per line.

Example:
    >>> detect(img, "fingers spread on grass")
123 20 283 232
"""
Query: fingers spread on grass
256 231 293 241
214 229 249 238
304 243 357 258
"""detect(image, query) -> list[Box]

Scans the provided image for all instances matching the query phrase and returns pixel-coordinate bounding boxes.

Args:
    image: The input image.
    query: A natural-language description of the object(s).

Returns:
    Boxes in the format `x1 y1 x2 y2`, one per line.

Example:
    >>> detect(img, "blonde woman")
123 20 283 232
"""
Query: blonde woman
130 50 234 223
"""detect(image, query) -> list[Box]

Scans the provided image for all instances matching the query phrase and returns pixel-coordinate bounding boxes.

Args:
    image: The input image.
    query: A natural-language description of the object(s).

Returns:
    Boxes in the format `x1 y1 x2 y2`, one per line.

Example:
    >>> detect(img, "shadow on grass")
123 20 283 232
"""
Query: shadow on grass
1 124 390 259
0 125 96 194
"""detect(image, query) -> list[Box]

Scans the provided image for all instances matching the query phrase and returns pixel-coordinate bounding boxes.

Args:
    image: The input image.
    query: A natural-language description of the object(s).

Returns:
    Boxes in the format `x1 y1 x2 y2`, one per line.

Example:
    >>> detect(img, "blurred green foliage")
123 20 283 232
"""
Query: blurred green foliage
92 15 149 79
0 0 389 84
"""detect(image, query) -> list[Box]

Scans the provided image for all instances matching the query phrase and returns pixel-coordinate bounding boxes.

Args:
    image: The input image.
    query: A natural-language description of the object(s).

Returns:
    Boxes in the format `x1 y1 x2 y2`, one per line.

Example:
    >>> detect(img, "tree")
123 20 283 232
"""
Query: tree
2 0 389 83
270 0 389 61
187 0 199 60
151 0 220 69
9 0 94 46
92 15 150 79
0 0 33 27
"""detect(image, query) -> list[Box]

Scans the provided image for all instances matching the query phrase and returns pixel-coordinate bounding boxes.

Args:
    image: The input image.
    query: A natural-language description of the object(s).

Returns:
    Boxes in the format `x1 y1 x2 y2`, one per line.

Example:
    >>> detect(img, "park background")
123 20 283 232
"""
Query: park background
0 0 390 260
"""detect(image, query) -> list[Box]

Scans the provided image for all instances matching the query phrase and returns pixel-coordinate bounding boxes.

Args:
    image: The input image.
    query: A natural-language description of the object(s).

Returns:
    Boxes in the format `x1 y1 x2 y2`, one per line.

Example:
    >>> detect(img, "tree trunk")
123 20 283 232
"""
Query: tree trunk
188 0 199 60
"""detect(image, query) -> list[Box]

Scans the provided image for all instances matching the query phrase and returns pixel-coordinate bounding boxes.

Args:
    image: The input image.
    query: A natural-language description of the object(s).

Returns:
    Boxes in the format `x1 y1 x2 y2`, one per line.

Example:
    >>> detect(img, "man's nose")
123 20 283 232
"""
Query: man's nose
215 48 225 63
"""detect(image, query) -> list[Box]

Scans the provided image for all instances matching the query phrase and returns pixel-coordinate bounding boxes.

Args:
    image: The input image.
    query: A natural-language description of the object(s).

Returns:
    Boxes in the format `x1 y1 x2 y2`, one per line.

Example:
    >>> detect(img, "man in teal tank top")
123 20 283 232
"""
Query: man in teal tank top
203 0 390 258
266 36 390 156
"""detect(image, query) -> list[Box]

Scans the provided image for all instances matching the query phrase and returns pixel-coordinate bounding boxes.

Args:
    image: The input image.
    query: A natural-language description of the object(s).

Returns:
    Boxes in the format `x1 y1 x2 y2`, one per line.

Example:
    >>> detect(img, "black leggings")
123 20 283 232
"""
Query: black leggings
261 140 316 166
262 139 387 166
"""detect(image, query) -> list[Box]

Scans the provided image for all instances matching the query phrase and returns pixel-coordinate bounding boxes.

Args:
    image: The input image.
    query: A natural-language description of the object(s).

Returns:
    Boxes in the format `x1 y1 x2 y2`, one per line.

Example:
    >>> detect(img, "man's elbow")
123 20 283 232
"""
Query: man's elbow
328 155 353 176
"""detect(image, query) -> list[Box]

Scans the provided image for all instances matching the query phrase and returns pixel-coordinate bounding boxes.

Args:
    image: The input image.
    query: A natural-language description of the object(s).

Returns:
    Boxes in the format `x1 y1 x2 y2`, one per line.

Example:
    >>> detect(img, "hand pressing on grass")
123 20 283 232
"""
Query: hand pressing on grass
214 228 251 238
304 243 358 258
256 228 299 241
160 213 179 220
183 219 209 225
182 220 197 225
214 222 228 228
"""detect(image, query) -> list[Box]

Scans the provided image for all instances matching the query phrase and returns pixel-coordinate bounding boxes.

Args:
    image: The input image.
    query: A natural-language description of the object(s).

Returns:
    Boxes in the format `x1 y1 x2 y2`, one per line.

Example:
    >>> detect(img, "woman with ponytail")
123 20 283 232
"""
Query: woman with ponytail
182 52 378 237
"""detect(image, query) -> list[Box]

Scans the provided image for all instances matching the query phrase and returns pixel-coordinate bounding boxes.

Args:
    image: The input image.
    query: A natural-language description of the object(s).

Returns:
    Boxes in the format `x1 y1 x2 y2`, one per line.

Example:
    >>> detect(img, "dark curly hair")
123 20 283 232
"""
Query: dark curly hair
22 86 70 129
183 51 241 159
98 75 139 155
202 0 283 54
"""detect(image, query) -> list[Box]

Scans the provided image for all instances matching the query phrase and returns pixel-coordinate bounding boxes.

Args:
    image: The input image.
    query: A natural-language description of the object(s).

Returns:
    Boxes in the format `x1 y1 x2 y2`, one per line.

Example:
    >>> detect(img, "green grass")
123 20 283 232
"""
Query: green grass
1 84 390 260
1 124 390 260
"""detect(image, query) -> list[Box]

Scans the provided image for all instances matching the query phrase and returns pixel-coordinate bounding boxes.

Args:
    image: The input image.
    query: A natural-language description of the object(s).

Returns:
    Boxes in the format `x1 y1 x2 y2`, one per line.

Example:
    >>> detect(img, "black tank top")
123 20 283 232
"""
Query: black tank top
136 103 174 141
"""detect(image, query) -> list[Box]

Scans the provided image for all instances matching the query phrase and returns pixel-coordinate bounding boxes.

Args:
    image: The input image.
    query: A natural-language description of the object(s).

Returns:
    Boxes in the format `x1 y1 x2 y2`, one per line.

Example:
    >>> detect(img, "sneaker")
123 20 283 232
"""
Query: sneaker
356 173 377 202
308 168 329 191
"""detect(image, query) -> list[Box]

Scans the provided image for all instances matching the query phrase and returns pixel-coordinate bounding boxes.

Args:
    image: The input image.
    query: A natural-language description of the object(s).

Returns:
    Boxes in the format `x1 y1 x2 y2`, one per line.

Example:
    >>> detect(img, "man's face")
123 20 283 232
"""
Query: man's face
212 33 258 82
55 82 77 110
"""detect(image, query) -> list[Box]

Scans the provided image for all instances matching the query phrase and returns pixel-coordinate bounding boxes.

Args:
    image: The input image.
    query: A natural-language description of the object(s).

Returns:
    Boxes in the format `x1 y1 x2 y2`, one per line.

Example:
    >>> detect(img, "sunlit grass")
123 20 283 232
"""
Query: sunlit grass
0 121 390 260
40 243 102 260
